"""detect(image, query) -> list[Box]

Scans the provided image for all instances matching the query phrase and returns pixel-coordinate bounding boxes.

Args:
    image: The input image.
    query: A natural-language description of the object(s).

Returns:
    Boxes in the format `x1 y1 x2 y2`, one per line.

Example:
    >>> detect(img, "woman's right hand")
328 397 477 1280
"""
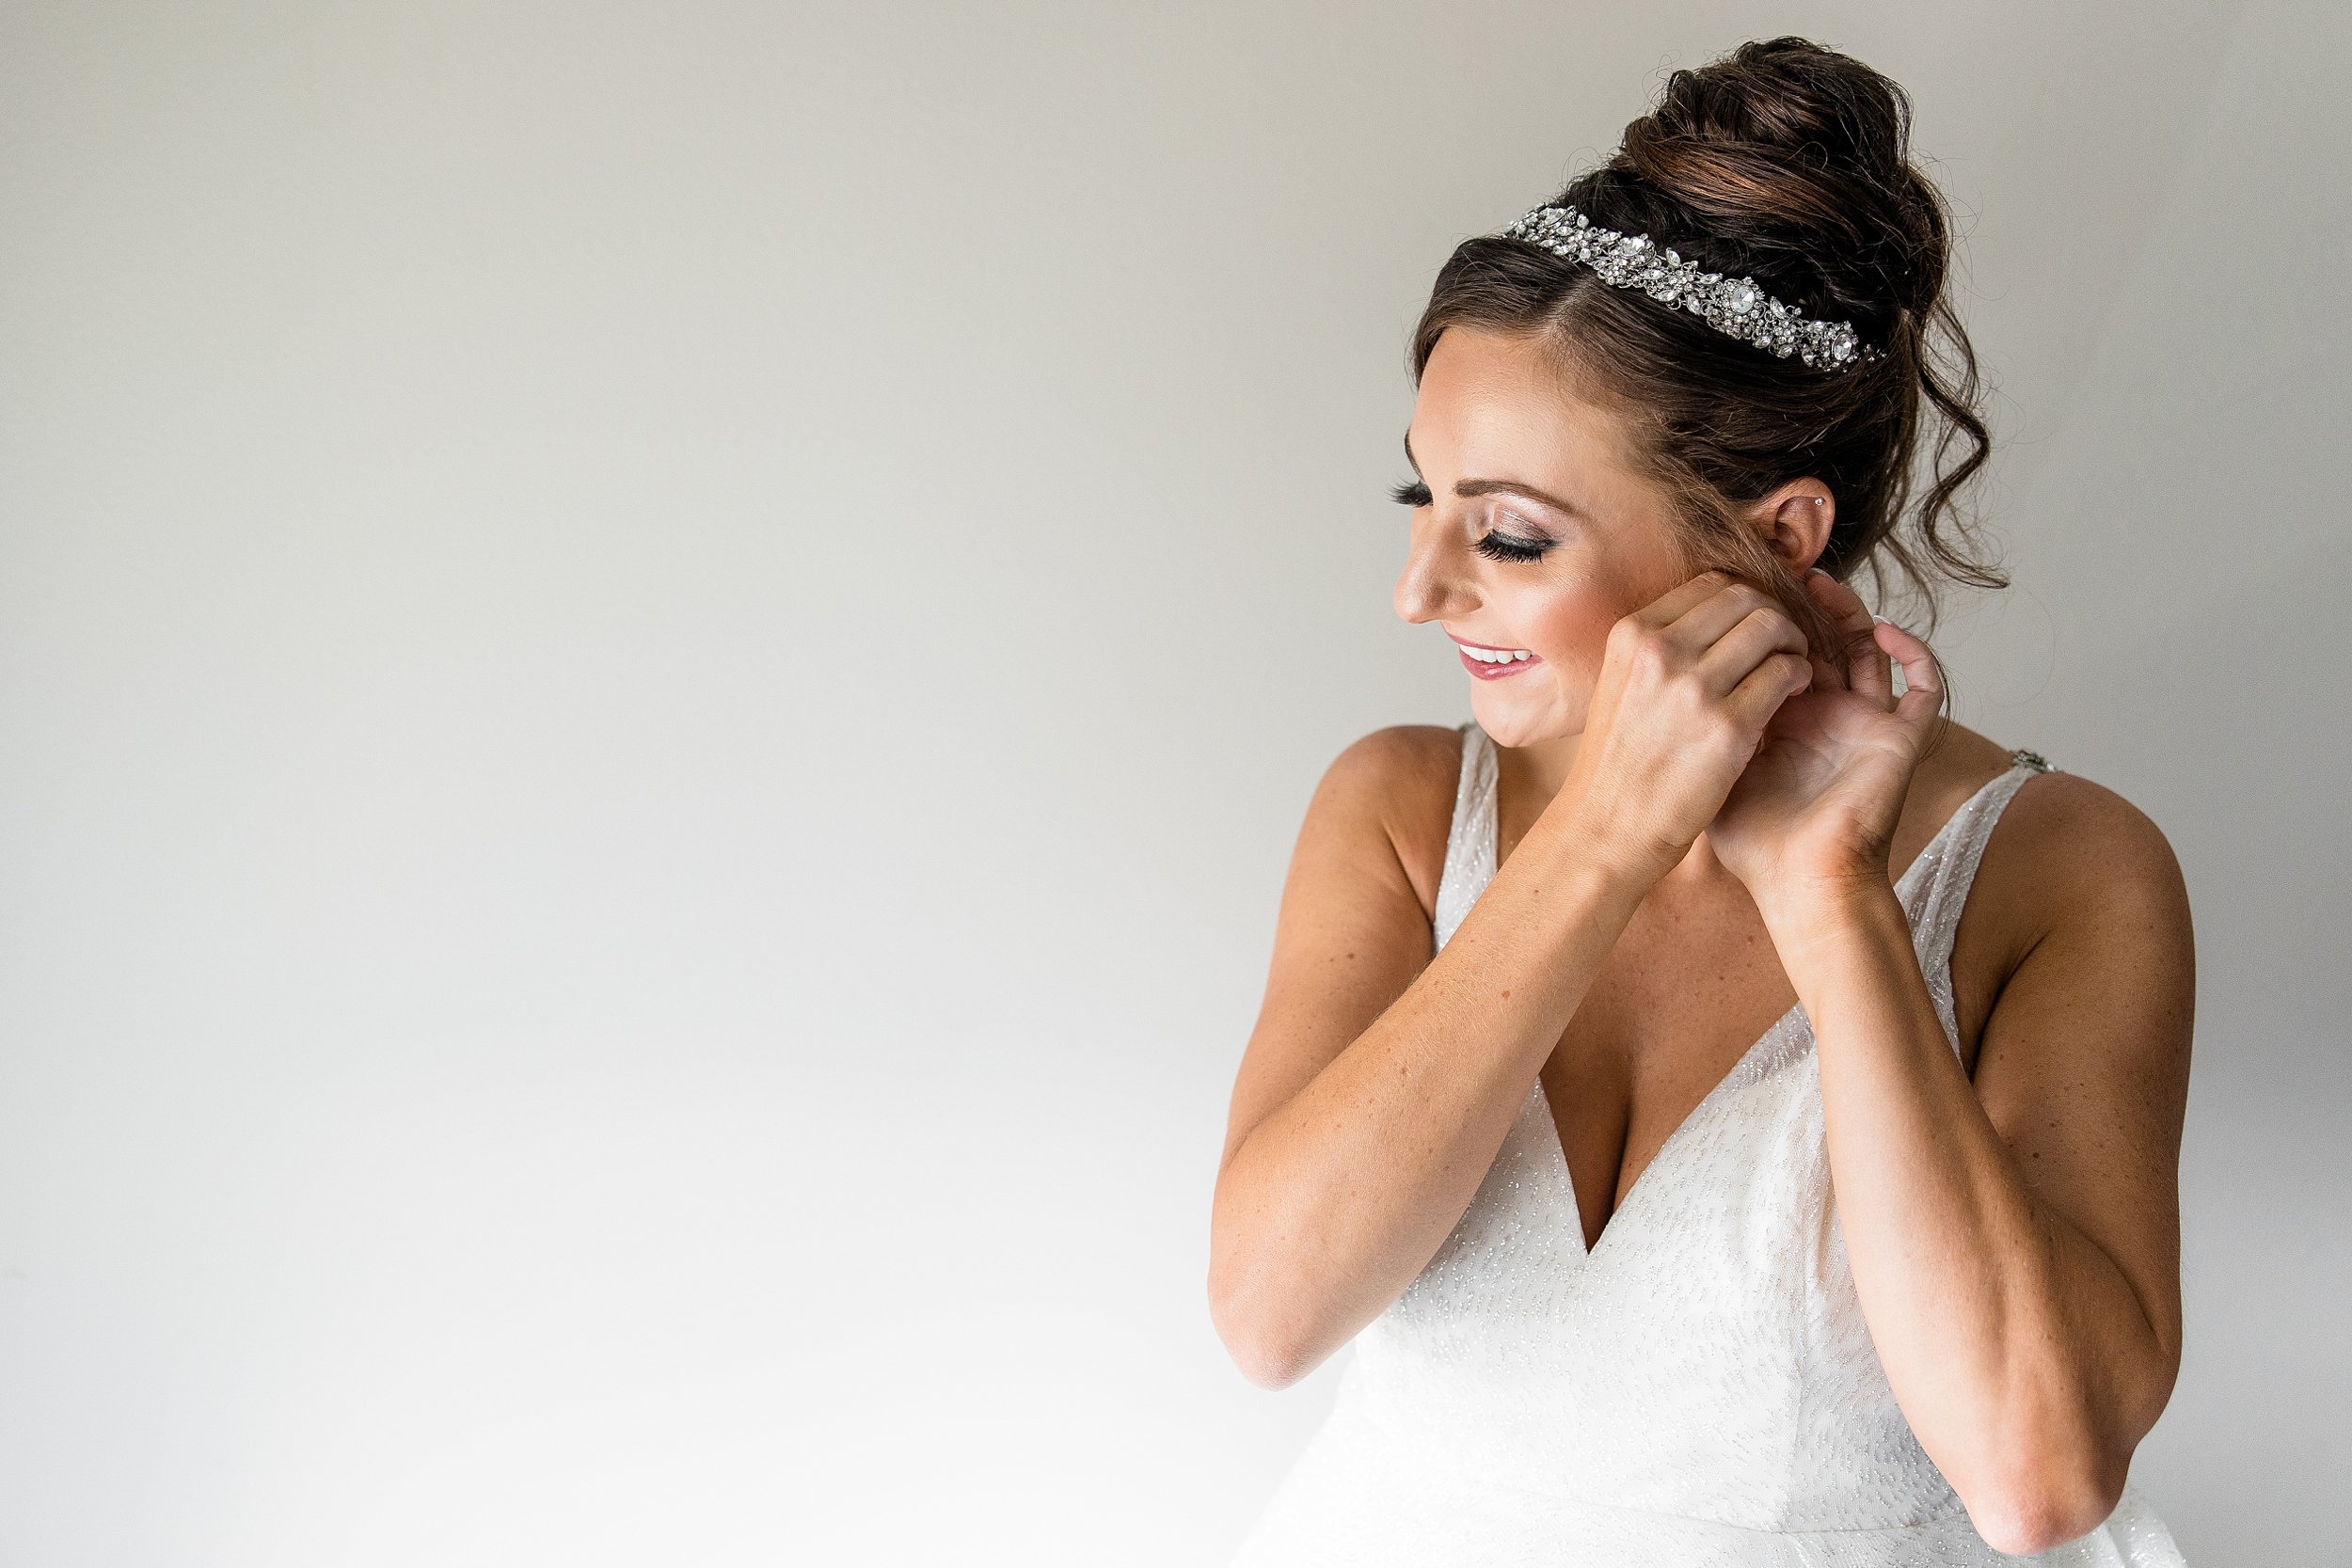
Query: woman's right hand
1551 569 1818 886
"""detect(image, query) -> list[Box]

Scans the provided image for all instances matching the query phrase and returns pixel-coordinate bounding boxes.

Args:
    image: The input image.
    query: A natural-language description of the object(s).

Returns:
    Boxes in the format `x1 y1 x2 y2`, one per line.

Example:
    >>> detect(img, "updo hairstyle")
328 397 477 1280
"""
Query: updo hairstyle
1412 37 2004 666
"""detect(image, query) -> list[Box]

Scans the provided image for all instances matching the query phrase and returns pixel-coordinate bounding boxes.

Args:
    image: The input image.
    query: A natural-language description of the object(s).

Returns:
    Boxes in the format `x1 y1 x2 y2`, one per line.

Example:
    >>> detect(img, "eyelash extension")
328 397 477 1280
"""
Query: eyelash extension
1391 479 1552 562
1473 532 1552 564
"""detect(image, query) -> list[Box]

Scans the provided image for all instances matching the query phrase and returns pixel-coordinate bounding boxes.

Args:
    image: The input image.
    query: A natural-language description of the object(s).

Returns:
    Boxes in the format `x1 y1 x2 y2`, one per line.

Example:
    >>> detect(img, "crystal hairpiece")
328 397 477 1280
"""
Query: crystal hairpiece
1498 204 1877 372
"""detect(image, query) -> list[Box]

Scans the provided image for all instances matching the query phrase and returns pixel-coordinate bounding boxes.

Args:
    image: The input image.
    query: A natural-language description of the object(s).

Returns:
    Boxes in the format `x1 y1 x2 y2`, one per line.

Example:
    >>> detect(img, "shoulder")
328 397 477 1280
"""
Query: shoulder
1315 722 1465 802
1982 762 2189 941
1950 736 2194 1061
1303 724 1467 923
1912 722 2186 929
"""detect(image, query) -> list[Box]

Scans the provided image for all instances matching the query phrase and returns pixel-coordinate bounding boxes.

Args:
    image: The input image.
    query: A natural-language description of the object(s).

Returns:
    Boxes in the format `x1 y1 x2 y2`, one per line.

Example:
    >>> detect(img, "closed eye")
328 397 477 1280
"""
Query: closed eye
1473 532 1551 563
1392 475 1551 562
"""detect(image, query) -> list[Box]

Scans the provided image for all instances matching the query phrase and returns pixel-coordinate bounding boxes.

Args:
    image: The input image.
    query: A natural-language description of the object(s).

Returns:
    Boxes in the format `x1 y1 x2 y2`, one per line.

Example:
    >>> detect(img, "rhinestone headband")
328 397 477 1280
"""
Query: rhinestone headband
1498 204 1877 372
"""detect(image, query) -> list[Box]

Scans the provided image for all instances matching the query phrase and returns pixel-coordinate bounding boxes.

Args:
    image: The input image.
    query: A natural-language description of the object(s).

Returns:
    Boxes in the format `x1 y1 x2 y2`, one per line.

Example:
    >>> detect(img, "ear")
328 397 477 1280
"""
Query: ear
1743 480 1835 575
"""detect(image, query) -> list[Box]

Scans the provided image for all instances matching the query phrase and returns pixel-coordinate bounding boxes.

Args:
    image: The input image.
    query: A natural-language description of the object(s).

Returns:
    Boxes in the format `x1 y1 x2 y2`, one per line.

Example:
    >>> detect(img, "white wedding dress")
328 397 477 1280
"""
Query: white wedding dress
1232 722 2185 1566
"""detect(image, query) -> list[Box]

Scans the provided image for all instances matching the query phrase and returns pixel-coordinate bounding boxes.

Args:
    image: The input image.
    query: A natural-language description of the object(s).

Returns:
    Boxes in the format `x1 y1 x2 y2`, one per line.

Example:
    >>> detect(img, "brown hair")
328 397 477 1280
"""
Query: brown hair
1411 37 2003 669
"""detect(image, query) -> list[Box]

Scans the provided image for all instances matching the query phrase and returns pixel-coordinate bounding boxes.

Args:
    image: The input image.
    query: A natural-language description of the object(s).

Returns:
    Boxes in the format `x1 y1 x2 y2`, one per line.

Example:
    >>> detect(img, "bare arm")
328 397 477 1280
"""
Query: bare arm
1209 575 1816 1388
1756 777 2190 1556
1206 729 1647 1388
1701 578 2191 1556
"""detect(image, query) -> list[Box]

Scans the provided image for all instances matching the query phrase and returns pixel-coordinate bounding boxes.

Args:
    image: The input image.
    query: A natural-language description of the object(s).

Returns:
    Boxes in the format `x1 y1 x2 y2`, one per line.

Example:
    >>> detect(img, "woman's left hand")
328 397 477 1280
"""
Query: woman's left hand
1707 569 1947 915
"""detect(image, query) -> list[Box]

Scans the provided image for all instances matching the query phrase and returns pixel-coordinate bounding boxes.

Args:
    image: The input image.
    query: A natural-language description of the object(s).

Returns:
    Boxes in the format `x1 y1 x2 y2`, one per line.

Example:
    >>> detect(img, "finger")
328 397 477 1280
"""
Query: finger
1632 568 1742 630
1695 604 1809 696
1805 646 1847 697
1874 620 1945 736
1724 649 1815 732
1800 576 1851 694
1661 578 1786 654
1804 570 1890 706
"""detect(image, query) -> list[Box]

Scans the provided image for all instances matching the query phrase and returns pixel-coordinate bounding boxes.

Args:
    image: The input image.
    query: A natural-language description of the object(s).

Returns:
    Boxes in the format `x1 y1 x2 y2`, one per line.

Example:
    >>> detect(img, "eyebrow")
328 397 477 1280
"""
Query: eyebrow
1403 431 1590 523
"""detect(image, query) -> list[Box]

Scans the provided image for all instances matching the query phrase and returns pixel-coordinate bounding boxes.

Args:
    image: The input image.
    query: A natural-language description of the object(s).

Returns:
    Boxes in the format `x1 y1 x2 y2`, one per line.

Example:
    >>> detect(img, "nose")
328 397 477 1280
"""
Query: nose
1392 516 1478 626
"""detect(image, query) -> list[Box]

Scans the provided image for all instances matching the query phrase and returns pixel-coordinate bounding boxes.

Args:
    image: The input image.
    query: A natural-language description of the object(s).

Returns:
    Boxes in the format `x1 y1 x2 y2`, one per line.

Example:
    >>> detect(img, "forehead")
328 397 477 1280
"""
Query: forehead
1409 326 1640 483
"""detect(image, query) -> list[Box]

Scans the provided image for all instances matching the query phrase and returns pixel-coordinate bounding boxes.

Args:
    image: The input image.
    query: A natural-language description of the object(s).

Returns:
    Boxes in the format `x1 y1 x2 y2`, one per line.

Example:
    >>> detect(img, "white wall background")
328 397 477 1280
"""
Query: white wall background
2 1 2344 1562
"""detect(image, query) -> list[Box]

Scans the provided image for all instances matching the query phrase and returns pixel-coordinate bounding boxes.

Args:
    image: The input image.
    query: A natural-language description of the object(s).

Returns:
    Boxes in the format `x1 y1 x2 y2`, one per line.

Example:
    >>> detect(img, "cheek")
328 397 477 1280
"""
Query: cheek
1518 579 1631 681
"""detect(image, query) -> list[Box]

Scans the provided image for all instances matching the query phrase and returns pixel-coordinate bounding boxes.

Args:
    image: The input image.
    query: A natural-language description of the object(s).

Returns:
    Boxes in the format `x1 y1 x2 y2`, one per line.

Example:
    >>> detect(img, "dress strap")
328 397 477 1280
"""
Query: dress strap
1902 748 2058 1053
1433 722 1499 951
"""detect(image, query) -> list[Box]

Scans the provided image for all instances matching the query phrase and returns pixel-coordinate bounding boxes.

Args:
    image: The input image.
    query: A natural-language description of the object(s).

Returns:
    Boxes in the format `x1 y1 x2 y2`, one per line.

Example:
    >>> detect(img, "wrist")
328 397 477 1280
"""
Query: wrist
1519 791 1666 922
1752 871 1905 961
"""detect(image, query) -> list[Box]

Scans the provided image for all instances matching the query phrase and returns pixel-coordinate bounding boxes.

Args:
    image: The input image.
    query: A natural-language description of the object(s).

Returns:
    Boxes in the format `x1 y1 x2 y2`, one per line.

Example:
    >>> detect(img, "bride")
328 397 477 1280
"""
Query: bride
1209 38 2192 1566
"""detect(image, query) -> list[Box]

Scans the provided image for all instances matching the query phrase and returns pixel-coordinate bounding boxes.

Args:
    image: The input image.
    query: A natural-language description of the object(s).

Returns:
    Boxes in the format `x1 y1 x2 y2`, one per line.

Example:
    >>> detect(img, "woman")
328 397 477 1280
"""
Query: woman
1209 38 2193 1567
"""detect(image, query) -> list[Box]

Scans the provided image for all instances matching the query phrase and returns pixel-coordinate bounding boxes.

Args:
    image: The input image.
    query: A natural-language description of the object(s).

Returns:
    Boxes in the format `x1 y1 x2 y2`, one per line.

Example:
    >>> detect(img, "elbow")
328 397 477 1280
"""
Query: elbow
1955 1304 2180 1556
1222 1328 1315 1393
1207 1260 1322 1391
1958 1446 2129 1558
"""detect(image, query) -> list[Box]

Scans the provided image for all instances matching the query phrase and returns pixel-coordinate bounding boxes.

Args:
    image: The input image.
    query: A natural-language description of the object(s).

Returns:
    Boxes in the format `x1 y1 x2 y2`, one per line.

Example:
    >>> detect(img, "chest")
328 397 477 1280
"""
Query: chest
1535 894 1804 1253
1464 751 2026 1255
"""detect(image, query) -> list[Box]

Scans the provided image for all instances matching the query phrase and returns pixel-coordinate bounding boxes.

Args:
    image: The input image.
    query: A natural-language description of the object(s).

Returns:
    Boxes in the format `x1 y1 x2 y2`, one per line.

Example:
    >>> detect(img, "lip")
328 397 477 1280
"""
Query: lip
1448 633 1544 682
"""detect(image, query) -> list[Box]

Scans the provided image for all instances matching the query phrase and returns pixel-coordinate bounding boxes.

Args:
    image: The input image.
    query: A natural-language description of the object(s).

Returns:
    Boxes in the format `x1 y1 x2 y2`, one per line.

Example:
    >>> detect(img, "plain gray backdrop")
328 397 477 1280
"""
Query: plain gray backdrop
2 1 2344 1562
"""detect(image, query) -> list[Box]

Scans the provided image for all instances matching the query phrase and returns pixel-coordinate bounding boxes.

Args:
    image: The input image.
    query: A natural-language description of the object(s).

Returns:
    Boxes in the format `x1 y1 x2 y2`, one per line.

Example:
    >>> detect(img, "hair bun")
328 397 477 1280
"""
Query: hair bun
1613 37 1945 325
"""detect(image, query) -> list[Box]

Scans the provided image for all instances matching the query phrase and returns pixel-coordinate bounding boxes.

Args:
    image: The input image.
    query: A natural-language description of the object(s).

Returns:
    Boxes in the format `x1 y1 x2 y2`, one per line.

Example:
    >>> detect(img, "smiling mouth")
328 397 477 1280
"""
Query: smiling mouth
1450 637 1543 681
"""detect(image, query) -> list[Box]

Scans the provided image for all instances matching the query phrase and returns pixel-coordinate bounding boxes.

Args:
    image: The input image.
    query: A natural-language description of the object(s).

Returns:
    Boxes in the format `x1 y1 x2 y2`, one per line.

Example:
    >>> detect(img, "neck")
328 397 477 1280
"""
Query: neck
1506 730 1583 804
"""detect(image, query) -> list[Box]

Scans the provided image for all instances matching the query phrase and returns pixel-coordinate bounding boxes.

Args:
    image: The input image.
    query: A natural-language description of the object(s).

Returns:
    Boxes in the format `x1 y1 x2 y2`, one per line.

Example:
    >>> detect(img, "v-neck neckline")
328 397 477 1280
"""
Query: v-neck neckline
1520 760 2026 1261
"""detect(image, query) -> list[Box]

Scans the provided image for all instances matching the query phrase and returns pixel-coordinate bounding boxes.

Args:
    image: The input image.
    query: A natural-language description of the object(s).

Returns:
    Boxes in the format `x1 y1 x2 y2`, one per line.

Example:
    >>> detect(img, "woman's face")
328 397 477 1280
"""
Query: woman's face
1394 326 1690 749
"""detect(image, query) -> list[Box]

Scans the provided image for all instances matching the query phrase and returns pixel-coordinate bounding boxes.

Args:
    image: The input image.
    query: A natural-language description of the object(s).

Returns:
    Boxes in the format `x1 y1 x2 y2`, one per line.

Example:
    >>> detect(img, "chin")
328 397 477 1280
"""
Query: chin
1468 683 1584 749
